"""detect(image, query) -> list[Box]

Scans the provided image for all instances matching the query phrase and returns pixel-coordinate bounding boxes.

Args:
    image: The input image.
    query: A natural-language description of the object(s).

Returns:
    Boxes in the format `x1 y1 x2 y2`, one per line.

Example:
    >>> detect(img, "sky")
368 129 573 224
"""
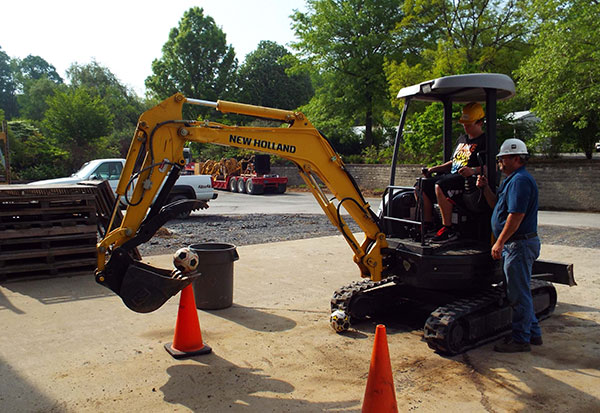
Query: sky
0 0 307 96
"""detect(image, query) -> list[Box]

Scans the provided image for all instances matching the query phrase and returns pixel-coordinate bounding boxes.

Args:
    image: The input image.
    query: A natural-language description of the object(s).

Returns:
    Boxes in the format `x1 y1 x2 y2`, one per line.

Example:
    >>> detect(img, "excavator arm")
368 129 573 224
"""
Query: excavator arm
96 93 388 313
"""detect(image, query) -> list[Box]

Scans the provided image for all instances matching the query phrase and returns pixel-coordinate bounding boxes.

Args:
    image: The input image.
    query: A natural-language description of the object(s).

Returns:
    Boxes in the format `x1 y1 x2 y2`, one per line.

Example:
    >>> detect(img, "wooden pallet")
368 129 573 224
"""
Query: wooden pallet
0 183 128 282
0 233 97 280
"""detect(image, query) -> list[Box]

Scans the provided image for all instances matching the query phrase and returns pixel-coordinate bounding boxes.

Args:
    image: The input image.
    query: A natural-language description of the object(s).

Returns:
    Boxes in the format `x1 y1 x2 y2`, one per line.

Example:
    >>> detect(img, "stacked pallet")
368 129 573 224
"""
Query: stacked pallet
0 184 99 281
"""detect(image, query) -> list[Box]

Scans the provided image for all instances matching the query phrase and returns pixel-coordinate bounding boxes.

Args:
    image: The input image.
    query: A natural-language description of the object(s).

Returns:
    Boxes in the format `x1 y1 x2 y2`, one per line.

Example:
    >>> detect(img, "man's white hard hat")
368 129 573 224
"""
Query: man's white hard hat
497 138 529 157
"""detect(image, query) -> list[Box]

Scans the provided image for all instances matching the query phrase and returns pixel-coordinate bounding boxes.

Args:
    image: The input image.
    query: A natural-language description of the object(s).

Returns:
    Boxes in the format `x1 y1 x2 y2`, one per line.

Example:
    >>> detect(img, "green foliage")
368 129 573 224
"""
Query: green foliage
189 142 244 162
67 61 144 130
392 0 531 78
0 47 17 119
17 77 65 121
13 55 63 88
145 7 237 119
299 87 363 155
291 0 401 148
7 120 68 180
43 88 113 169
385 0 533 113
237 41 313 110
359 145 395 164
402 102 446 165
383 0 536 162
516 0 600 159
66 61 147 157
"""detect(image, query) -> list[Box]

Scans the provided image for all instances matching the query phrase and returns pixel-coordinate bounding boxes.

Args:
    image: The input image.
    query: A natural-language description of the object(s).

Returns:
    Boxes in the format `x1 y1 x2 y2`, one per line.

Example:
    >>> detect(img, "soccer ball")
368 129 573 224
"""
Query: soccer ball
173 247 199 274
330 309 351 333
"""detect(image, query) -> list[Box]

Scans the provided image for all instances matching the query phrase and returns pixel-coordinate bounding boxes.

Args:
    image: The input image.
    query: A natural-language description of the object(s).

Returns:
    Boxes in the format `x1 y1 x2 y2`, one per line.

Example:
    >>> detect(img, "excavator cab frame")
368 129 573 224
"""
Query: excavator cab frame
383 73 514 242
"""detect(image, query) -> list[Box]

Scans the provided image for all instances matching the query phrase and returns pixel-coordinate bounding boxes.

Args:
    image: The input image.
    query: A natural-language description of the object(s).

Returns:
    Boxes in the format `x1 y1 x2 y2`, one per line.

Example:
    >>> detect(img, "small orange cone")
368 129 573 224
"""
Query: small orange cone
362 324 398 413
164 284 212 359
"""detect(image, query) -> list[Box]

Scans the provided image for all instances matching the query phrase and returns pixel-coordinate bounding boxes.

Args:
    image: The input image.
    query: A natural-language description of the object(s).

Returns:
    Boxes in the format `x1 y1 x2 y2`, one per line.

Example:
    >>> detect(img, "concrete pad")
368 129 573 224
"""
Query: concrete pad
1 236 598 412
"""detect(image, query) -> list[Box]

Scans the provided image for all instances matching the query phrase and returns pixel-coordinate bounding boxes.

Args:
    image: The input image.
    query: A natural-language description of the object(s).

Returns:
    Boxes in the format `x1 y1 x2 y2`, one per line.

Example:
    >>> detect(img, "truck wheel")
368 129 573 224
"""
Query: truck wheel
229 178 238 192
246 179 264 195
237 178 247 193
277 183 287 194
168 194 192 219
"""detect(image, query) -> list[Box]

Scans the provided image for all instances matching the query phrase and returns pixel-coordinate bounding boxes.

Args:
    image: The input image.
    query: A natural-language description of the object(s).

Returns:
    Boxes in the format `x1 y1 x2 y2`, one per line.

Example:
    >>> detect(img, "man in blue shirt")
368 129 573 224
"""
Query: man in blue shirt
477 138 541 352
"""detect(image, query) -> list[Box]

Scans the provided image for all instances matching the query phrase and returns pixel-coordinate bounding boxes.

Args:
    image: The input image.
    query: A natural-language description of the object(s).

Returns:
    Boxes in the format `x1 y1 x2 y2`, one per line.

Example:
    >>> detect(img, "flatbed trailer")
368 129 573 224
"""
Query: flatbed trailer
212 173 287 195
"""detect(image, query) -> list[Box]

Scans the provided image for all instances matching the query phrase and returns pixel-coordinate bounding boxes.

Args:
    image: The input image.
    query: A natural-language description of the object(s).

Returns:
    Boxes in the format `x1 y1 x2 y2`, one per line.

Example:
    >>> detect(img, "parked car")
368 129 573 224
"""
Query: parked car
595 142 600 152
29 158 217 218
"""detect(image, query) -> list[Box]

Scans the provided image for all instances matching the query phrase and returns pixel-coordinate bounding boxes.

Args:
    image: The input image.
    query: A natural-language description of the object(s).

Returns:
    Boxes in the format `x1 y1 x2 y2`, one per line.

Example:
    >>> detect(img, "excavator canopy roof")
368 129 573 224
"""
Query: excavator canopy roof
396 73 515 103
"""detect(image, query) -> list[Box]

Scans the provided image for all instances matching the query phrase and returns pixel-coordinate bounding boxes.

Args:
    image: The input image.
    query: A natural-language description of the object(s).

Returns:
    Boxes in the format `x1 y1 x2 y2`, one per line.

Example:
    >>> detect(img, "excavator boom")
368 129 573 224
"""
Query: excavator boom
96 93 388 312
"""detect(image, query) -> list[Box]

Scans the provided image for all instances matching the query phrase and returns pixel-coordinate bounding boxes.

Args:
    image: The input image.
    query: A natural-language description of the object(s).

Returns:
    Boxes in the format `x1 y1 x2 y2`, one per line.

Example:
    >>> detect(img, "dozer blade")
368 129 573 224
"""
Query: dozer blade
532 259 576 286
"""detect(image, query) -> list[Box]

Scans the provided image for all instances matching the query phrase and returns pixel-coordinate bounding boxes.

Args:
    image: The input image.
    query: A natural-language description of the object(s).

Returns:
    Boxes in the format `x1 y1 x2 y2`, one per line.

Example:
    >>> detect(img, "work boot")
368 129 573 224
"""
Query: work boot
431 225 457 243
494 337 531 353
530 336 543 346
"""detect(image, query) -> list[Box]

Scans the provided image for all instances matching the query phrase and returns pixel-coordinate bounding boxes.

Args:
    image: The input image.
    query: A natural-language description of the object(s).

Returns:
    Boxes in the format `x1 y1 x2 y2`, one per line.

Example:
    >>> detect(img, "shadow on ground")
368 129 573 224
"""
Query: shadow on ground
203 303 297 332
0 274 113 310
160 353 359 412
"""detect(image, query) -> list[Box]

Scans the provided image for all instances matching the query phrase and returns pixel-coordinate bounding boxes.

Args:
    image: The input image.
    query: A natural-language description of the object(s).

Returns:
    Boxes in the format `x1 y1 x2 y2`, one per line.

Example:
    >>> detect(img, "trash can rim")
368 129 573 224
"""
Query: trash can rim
189 242 237 251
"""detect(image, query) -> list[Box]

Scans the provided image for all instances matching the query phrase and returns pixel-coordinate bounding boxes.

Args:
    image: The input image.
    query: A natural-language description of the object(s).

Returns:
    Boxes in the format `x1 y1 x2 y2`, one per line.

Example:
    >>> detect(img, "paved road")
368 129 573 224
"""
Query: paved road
200 190 600 230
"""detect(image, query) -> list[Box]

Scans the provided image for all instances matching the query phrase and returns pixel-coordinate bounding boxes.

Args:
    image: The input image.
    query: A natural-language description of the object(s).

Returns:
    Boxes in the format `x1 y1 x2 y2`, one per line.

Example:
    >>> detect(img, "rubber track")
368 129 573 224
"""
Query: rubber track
424 279 556 355
331 277 556 355
330 276 399 315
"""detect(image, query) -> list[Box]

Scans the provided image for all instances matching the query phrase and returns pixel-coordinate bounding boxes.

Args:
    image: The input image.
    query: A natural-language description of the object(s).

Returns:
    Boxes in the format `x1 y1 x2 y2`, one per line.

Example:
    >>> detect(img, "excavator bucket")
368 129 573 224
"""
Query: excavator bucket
106 262 197 313
97 252 200 313
97 198 208 313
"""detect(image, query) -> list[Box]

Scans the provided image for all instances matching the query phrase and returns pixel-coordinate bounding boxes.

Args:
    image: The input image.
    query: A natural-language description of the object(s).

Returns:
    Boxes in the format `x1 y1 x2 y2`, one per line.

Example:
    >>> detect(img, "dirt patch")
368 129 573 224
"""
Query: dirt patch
139 213 600 257
1 236 597 412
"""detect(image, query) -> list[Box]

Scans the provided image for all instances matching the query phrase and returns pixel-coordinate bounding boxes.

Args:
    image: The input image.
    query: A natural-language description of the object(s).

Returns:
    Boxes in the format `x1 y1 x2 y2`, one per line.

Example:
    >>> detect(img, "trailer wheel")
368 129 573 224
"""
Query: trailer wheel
246 179 264 195
229 177 238 192
237 177 247 193
277 183 287 194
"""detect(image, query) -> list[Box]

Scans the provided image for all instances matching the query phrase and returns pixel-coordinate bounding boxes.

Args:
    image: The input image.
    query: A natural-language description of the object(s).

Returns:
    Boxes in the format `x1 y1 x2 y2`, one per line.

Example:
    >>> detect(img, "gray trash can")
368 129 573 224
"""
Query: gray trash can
189 243 239 310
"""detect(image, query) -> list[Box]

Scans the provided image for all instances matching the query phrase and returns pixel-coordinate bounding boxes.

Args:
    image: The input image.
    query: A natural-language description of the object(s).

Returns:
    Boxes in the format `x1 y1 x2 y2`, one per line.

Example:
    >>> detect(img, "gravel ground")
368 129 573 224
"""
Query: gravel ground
137 214 599 256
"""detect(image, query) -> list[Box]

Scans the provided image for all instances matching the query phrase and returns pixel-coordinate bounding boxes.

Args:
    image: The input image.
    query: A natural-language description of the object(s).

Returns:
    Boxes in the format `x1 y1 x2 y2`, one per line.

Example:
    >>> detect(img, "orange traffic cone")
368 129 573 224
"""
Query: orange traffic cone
362 324 398 413
164 284 212 359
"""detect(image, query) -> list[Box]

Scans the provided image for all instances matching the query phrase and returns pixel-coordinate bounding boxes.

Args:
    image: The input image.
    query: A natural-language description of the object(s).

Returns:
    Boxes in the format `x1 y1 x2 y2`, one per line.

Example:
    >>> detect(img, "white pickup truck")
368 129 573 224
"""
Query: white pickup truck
29 158 217 218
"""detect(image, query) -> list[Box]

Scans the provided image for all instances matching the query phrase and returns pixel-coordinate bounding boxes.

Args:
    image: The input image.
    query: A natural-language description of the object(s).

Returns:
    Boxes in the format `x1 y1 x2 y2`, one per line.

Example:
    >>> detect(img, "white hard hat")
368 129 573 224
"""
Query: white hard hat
497 138 529 157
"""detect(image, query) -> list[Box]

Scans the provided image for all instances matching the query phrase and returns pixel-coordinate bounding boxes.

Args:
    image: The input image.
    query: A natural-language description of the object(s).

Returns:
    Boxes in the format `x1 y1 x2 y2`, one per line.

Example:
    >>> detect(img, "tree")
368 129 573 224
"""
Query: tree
7 120 68 180
237 41 313 110
67 61 143 130
384 0 534 161
516 0 600 159
67 61 147 156
145 7 237 118
13 55 62 87
43 88 113 169
17 77 65 121
0 47 17 119
386 0 532 87
291 0 402 148
12 55 63 121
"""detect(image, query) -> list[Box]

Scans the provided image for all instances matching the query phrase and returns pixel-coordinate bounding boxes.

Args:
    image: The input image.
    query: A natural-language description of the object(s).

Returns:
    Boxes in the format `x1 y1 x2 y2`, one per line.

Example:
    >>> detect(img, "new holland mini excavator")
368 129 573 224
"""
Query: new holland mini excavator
96 73 575 354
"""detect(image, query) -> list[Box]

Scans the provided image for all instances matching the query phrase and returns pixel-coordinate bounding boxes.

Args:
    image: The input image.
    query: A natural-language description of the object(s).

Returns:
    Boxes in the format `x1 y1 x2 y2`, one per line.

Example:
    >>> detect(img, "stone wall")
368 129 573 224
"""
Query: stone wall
272 162 600 212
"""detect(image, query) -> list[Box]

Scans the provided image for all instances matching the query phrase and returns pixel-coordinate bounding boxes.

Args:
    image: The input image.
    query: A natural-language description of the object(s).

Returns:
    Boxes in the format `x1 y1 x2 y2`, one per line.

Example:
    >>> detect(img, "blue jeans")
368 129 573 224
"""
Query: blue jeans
502 237 541 343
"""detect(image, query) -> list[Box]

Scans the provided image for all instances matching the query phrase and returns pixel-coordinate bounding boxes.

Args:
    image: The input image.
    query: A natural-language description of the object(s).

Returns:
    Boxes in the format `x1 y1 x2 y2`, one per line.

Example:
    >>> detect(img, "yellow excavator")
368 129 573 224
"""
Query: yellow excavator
96 73 574 354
